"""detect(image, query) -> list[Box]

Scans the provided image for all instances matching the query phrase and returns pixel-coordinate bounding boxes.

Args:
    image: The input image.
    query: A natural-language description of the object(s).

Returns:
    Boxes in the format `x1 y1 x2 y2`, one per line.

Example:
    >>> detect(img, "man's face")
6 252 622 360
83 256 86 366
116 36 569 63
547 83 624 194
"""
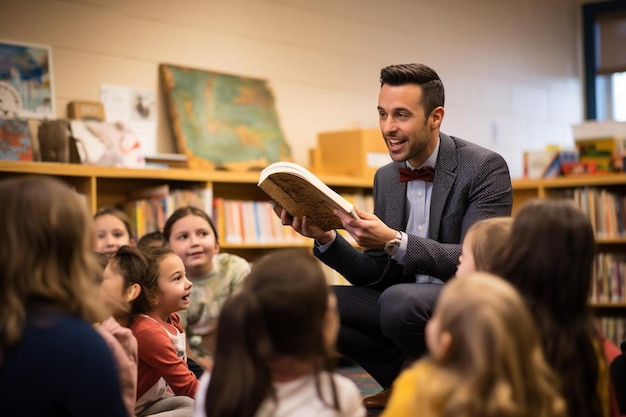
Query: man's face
377 83 440 167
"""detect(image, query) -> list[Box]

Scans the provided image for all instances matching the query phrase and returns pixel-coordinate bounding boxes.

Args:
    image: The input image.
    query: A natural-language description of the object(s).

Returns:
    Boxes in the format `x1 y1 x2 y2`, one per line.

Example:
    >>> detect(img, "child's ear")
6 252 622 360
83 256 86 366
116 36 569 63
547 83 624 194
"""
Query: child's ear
125 283 142 303
438 331 453 360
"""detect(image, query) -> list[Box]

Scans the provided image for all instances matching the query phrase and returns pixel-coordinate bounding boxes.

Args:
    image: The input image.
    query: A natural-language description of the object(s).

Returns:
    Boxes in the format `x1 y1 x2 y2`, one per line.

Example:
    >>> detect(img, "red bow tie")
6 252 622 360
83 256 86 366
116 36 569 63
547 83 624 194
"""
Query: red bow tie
399 166 435 182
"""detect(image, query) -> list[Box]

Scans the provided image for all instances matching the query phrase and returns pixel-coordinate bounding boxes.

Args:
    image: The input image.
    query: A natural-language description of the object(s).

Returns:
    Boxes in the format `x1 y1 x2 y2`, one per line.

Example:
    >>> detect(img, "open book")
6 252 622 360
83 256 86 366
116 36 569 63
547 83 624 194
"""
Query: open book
258 161 359 231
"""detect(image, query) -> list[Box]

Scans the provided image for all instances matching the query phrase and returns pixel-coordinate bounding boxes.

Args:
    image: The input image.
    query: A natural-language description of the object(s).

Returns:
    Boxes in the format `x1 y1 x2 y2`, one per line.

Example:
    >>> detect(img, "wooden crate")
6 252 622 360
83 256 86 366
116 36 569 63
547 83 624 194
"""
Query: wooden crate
314 129 390 178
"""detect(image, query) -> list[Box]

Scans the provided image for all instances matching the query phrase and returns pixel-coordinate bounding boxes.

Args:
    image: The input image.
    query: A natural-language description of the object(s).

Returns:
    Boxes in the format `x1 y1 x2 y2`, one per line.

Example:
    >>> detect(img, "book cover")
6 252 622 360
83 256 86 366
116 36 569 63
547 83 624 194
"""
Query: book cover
0 118 33 161
257 161 359 231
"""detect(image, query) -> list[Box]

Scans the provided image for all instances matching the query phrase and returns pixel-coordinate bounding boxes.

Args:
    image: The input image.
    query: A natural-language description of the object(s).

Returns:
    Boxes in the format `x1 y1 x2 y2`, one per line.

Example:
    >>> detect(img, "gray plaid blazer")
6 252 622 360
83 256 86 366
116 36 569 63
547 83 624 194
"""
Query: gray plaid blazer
315 132 513 290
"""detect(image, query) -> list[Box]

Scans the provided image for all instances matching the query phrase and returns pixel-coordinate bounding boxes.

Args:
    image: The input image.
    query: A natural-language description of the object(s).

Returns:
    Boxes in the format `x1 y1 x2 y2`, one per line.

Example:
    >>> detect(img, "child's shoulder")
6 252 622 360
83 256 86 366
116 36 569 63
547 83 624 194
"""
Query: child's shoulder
214 252 251 274
322 371 366 416
395 359 439 389
96 316 137 352
130 313 184 338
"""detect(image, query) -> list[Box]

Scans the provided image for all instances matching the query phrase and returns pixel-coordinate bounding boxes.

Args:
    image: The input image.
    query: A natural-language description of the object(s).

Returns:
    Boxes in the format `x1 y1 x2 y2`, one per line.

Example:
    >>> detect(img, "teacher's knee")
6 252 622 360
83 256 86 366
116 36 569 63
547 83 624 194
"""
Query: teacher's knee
378 284 433 337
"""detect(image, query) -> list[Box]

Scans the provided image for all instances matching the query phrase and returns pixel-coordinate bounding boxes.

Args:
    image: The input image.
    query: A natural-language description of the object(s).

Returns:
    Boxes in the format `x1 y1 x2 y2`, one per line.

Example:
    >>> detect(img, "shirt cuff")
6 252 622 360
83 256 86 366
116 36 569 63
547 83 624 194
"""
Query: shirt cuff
314 230 337 253
392 231 408 263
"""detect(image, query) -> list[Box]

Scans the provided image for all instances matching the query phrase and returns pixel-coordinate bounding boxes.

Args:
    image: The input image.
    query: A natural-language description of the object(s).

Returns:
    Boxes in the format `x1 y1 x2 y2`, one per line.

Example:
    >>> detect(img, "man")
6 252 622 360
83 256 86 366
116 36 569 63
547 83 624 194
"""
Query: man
276 63 512 409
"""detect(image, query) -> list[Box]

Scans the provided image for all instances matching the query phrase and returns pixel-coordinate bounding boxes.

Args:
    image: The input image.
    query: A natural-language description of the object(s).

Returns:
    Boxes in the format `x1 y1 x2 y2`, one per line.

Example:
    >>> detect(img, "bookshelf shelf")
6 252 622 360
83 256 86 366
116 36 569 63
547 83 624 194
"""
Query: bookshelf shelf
592 303 626 309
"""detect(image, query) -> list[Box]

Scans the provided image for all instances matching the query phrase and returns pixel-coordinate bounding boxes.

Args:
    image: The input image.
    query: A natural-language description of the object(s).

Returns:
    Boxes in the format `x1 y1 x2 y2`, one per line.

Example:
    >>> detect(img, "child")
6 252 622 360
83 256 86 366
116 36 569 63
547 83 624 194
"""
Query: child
94 205 136 257
195 249 366 417
382 272 566 417
455 217 512 279
163 206 250 370
95 248 148 417
131 245 198 417
491 199 622 417
0 175 127 416
138 230 169 251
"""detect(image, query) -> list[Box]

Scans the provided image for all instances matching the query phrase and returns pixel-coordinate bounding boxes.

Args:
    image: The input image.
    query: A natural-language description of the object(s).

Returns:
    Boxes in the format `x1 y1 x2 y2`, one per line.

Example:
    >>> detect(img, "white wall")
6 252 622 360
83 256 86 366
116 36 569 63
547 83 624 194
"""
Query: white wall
2 0 583 178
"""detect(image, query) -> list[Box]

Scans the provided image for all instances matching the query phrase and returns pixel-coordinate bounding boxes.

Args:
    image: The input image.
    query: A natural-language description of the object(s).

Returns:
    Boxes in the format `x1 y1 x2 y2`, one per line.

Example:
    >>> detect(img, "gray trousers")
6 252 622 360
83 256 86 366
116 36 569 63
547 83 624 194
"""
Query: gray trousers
333 282 442 389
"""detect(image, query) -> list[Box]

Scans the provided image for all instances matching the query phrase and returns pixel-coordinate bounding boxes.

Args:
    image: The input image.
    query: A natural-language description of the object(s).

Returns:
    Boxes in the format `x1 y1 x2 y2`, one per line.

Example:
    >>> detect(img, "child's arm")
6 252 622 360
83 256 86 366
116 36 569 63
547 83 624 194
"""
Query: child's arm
135 325 199 398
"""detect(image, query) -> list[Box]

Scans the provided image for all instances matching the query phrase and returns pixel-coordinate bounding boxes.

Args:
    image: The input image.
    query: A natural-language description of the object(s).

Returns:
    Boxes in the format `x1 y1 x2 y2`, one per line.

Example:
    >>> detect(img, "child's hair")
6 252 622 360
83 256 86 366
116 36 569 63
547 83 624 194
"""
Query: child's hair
137 230 168 251
464 217 513 272
94 205 135 241
0 176 105 357
426 272 566 417
491 199 600 417
108 245 151 322
204 249 336 417
134 245 177 315
163 206 219 244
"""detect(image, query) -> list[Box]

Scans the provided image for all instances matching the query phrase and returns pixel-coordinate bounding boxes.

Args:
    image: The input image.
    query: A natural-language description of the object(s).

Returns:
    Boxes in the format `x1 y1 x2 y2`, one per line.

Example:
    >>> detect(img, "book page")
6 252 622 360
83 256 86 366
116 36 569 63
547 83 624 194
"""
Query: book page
258 162 359 231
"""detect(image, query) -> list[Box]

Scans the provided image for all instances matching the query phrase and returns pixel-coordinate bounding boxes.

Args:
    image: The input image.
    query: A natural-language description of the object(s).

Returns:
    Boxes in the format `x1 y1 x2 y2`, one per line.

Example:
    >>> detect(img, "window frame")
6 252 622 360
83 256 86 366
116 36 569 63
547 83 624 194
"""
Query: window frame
582 0 626 120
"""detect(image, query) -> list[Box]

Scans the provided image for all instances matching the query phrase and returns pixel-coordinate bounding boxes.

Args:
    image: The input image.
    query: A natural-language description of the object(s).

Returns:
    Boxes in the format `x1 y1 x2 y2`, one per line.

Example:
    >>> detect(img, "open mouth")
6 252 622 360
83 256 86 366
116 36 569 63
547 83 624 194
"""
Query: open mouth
386 137 406 147
181 293 191 301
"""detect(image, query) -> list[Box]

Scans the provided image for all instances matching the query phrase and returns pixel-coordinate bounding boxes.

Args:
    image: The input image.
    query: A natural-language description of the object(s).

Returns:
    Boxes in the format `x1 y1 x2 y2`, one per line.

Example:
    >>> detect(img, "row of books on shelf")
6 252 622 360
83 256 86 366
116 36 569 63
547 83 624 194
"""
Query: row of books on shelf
572 187 626 239
592 253 626 304
598 316 626 347
212 196 372 245
123 184 373 244
124 185 212 239
213 198 305 245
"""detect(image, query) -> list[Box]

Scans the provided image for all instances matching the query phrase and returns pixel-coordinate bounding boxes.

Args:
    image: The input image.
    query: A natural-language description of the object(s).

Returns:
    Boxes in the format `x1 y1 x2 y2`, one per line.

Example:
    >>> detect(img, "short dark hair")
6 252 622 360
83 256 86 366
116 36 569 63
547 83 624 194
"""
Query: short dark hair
380 63 445 117
137 230 168 251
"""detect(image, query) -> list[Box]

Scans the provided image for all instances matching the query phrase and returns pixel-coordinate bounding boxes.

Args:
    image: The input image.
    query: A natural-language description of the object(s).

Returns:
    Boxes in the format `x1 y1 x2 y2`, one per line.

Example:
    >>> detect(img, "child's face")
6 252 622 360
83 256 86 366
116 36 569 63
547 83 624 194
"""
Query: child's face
455 232 476 279
100 261 136 316
153 253 193 318
94 214 131 257
168 214 218 277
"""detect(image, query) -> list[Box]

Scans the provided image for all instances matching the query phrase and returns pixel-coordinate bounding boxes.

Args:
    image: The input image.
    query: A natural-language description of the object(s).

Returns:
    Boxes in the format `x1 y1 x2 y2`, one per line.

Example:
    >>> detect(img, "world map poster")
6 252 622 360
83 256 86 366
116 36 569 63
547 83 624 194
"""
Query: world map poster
159 64 291 170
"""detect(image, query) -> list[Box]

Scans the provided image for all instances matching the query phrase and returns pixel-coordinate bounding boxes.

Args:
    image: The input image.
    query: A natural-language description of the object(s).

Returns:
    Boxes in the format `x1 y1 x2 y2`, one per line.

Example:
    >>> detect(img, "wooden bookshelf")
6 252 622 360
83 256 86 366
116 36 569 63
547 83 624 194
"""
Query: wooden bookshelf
0 160 373 264
513 174 626 344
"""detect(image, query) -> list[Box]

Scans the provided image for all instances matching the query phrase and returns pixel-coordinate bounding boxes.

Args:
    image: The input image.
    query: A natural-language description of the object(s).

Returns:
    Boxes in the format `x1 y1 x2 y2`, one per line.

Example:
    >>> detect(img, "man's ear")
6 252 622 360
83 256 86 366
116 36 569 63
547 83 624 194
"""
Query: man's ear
125 283 142 303
429 106 445 130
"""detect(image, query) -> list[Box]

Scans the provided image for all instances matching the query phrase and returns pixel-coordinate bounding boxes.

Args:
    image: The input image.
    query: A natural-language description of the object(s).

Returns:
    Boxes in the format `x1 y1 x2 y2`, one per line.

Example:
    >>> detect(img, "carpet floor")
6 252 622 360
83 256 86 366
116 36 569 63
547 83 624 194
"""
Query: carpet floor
335 362 384 417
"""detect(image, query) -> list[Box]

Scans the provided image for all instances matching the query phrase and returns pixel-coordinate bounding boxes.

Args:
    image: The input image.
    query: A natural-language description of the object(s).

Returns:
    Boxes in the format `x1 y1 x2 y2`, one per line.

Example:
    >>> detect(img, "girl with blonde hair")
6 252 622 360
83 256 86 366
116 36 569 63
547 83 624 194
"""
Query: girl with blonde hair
455 217 513 278
382 272 566 417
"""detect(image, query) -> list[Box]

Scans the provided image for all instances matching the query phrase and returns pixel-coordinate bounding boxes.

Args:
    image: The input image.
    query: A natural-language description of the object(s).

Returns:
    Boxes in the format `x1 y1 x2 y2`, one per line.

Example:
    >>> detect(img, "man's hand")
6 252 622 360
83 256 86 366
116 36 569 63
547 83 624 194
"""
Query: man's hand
272 205 335 244
335 207 397 249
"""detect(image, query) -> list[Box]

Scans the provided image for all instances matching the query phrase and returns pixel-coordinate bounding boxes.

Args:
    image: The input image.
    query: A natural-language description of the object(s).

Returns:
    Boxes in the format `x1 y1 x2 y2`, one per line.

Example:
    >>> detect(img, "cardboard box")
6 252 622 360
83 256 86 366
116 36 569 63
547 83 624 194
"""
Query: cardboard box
523 149 578 179
314 129 390 178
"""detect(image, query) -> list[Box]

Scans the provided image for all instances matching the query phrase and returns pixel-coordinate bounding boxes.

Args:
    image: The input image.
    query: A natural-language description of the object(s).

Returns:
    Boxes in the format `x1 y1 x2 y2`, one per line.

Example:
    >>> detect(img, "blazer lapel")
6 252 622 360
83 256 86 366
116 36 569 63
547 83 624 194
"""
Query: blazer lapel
430 133 457 241
380 162 408 230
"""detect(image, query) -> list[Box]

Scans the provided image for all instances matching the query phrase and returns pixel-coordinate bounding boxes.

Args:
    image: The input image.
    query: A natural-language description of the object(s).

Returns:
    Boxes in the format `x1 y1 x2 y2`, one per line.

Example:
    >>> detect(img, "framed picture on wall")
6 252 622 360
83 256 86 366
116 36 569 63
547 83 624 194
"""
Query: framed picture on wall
0 39 56 119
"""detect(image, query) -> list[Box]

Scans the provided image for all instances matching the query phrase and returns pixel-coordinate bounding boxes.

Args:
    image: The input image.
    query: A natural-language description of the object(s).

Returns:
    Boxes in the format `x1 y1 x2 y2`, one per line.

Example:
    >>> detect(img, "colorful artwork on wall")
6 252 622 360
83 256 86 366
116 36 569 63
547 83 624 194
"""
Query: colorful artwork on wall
159 64 291 171
0 40 55 119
